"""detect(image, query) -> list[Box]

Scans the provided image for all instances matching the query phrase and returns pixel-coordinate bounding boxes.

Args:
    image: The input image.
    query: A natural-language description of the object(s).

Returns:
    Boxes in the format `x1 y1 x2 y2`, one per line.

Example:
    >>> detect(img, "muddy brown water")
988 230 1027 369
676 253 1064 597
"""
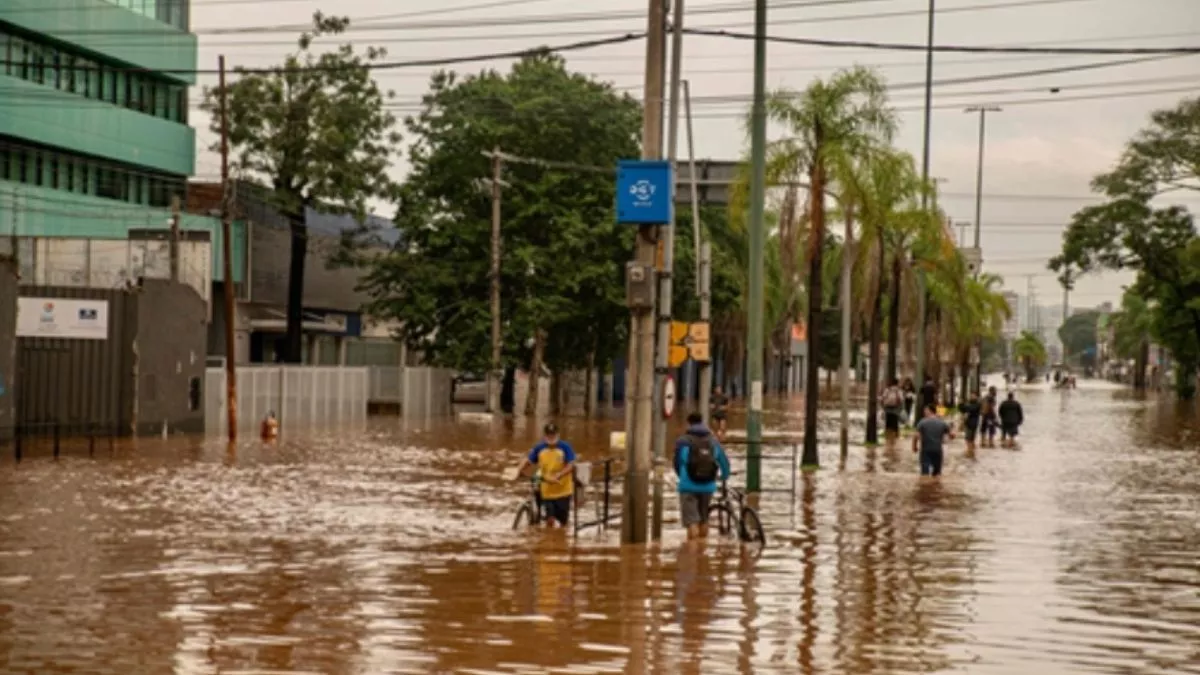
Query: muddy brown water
2 381 1199 674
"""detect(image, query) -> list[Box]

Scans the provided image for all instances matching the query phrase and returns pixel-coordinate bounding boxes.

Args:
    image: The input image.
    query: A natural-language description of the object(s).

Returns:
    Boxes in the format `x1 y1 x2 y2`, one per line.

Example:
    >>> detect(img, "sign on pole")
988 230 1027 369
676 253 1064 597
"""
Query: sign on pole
667 320 711 367
616 160 673 225
661 374 677 419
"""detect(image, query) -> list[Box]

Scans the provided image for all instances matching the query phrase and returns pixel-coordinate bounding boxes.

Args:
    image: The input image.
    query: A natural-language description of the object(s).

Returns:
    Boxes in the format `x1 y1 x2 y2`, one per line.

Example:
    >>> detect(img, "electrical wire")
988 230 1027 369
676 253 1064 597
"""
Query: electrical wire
687 27 1200 54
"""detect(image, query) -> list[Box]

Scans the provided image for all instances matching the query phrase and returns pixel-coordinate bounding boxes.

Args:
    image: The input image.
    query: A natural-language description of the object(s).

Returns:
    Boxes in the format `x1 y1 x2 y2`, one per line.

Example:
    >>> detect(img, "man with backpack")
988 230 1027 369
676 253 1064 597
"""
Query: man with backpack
673 412 731 541
880 378 904 447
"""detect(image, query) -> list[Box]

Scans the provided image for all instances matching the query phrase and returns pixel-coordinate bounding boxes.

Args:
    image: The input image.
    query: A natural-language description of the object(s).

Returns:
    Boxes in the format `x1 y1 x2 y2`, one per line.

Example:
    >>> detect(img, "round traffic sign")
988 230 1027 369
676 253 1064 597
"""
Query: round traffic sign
662 375 677 419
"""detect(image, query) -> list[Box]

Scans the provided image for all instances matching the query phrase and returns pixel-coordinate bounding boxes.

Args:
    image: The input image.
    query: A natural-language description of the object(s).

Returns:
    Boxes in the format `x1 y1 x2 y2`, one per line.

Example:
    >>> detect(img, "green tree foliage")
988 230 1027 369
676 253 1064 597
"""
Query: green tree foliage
202 13 401 362
1050 96 1200 397
357 54 641 377
1014 330 1048 383
1058 310 1099 362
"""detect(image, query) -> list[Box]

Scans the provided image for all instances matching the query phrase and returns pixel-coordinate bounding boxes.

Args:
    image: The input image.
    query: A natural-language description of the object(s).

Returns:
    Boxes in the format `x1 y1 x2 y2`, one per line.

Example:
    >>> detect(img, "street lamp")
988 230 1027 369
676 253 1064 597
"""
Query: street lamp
965 106 1001 251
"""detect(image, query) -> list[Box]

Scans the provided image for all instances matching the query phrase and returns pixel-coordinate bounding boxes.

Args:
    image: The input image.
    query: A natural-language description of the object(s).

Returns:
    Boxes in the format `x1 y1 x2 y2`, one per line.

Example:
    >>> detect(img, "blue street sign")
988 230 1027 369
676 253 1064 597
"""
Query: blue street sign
616 160 673 225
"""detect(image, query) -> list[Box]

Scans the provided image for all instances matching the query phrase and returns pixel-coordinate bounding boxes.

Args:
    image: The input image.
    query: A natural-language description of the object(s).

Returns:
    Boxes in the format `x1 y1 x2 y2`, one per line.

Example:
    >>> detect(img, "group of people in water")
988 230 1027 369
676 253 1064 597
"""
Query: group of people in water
881 377 1025 476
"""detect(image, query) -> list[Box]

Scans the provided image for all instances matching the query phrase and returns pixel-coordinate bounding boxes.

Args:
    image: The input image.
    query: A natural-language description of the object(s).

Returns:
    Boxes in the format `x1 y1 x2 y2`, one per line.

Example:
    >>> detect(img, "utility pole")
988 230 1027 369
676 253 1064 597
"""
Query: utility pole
218 54 238 442
684 80 711 427
745 0 768 492
914 0 937 416
483 148 507 416
650 0 686 542
622 0 667 546
169 195 181 282
967 106 1000 390
839 207 853 462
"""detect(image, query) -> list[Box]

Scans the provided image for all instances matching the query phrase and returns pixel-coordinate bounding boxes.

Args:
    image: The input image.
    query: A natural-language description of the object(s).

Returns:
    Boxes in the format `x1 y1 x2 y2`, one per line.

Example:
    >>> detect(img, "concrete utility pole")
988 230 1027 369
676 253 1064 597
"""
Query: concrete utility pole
967 106 999 389
744 0 768 492
622 0 667 546
683 81 711 427
649 0 686 542
169 195 181 282
914 0 937 416
218 54 238 441
483 147 507 415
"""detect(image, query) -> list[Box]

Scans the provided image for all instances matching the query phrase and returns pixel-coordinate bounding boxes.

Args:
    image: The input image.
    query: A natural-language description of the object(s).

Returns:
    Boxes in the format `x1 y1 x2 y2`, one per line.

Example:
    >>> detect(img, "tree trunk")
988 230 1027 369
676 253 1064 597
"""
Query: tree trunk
865 233 885 445
501 366 516 414
525 329 545 415
549 370 563 416
1133 340 1148 390
959 350 970 401
584 348 596 417
802 141 826 467
839 205 854 452
283 219 307 363
885 250 902 382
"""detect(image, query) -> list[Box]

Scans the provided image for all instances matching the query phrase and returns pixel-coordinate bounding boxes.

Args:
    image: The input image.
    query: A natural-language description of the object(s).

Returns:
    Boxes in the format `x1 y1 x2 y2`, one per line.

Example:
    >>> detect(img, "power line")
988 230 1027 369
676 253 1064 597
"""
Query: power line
687 27 1200 55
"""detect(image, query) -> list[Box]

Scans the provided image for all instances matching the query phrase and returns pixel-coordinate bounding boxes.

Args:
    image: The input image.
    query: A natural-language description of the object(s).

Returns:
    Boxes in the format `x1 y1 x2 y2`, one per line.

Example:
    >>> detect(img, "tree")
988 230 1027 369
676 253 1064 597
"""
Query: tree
759 67 897 466
202 13 400 363
357 54 641 412
1050 96 1200 398
1058 311 1099 363
1013 331 1048 382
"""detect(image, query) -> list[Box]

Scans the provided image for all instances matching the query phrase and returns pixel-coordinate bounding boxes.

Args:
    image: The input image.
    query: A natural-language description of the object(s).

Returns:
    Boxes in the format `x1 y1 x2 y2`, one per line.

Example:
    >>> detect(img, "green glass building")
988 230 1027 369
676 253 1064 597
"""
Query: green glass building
0 0 243 294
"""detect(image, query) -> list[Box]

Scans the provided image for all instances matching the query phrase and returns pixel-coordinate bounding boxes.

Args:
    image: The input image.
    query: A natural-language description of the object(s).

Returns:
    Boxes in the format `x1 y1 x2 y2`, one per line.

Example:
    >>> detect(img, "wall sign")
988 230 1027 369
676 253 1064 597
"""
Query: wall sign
16 297 109 340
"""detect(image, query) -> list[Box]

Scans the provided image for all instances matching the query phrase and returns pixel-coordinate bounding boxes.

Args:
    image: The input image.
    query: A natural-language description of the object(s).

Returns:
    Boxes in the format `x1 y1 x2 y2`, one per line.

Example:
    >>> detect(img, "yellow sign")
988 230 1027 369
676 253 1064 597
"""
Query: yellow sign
667 320 711 366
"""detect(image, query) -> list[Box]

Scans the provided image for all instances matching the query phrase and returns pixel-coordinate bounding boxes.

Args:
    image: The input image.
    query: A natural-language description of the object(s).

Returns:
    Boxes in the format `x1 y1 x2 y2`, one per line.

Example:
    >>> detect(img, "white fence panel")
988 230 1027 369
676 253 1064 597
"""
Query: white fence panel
204 366 369 436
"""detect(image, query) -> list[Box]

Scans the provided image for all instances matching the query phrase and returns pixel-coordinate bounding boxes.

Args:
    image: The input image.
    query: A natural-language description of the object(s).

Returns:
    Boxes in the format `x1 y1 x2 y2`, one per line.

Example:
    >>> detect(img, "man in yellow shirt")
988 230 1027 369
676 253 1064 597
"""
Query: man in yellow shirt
515 423 577 528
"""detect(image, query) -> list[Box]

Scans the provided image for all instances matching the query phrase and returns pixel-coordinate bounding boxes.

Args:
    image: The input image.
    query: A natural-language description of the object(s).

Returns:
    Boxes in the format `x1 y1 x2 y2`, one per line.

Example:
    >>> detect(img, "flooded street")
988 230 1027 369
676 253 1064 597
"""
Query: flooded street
2 380 1199 674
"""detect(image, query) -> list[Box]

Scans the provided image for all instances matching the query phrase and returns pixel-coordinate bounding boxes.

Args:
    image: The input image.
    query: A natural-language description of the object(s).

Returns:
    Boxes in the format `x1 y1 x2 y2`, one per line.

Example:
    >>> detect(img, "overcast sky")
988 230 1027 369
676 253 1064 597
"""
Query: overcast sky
189 0 1200 312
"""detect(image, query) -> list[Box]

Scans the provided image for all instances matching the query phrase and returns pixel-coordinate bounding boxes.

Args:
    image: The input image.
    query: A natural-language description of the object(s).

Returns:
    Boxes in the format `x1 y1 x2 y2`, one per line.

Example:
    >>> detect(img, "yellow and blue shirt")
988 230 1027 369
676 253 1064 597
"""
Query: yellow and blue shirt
528 441 577 501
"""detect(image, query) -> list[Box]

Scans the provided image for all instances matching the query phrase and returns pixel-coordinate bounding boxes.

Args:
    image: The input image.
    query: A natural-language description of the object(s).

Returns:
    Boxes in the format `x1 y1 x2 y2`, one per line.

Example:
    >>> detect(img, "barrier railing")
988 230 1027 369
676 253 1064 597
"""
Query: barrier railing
2 421 120 462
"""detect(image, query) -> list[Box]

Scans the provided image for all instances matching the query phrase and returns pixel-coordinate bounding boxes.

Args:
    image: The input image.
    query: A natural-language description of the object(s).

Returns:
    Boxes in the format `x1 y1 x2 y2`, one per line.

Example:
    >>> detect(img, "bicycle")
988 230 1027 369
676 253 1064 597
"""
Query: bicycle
707 473 766 545
511 476 544 529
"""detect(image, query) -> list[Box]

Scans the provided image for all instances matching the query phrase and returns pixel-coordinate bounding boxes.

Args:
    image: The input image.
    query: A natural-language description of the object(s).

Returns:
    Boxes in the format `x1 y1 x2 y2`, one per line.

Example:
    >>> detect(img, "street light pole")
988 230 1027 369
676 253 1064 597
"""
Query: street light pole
967 105 1000 391
915 0 936 417
745 0 768 493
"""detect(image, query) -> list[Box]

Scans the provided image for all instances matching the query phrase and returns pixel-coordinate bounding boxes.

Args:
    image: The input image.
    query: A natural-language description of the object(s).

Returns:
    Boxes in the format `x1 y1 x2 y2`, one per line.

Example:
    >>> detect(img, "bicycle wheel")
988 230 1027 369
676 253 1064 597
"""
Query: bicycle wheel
706 503 739 539
738 506 766 545
512 502 536 530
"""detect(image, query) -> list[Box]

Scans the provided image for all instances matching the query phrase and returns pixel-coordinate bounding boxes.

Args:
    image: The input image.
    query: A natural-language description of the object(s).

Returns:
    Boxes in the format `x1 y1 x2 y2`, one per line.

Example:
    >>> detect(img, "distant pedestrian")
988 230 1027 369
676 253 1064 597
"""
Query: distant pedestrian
913 403 955 477
981 386 999 448
515 423 577 528
957 392 983 451
673 412 731 542
921 376 938 411
901 377 916 426
880 378 905 447
998 392 1024 448
260 411 279 441
710 386 730 439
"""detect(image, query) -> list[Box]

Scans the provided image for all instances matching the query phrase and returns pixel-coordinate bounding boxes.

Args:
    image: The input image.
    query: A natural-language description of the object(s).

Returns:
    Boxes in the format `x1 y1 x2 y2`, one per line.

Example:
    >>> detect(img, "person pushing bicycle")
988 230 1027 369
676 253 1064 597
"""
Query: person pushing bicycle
673 412 731 542
514 423 577 528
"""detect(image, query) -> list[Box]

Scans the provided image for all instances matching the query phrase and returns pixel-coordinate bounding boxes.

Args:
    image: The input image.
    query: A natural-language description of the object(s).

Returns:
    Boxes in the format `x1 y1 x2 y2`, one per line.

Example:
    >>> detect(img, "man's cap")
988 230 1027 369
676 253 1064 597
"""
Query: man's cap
543 422 559 435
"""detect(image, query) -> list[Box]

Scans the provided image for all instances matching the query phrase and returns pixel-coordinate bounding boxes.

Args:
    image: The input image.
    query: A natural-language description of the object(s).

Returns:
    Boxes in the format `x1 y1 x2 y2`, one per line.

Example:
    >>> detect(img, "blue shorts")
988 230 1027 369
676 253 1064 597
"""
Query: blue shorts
541 497 571 526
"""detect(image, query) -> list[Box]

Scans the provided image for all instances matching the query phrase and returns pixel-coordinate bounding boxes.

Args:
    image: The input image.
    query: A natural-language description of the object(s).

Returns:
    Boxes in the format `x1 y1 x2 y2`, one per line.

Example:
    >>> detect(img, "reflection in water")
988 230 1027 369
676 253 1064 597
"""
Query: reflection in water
1 381 1199 673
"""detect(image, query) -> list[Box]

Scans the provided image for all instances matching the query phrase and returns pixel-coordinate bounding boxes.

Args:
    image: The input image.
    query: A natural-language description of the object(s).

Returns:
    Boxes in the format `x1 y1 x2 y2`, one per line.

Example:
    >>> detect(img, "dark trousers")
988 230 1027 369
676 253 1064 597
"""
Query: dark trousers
920 450 944 476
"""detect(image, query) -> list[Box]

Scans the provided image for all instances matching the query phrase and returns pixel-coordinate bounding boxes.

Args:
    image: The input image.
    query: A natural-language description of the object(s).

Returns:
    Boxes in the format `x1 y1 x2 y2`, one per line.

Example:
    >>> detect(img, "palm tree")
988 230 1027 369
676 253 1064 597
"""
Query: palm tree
1013 330 1048 382
761 66 897 466
836 148 925 444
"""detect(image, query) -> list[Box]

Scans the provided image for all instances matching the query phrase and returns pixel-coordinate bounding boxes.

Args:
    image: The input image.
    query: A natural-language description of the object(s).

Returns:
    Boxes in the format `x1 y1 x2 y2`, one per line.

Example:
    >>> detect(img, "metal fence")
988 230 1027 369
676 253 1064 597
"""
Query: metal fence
367 365 454 418
205 366 368 436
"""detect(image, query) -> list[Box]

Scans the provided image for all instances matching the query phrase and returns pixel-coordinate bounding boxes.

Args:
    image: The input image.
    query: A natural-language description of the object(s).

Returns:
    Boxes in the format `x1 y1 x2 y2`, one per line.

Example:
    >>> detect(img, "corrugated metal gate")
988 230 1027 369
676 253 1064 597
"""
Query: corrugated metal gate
15 287 135 436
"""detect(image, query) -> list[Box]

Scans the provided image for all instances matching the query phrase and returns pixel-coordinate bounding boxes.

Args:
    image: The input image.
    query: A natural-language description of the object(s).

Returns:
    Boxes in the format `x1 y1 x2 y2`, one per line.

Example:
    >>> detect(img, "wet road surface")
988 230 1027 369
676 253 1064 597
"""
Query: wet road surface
2 380 1199 674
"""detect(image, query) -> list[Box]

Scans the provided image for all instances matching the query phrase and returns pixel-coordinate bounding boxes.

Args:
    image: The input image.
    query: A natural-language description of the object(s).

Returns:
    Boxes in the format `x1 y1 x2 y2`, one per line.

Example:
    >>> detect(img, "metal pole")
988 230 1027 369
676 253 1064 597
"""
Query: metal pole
622 0 667 546
967 106 998 392
487 148 503 415
698 243 712 424
839 210 852 461
745 0 768 493
684 80 702 297
914 0 936 416
651 0 685 543
219 54 239 441
169 195 181 282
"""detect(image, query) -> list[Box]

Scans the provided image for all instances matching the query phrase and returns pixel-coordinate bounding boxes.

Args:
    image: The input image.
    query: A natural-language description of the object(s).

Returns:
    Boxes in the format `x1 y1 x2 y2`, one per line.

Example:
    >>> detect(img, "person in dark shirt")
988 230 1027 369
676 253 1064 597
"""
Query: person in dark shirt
709 385 730 439
957 392 983 451
921 377 938 412
912 403 955 477
998 392 1024 448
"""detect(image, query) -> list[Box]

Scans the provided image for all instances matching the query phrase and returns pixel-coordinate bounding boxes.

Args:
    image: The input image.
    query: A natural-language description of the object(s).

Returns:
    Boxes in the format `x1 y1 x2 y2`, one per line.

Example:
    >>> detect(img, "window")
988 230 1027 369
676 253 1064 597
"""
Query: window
0 33 9 77
0 148 9 181
49 155 59 189
33 154 43 186
64 158 75 192
16 149 29 183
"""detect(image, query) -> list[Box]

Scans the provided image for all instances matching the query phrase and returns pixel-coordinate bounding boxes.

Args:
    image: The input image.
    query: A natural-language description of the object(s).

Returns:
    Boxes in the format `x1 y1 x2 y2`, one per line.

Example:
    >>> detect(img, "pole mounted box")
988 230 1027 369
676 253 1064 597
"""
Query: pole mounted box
616 160 673 225
626 262 656 309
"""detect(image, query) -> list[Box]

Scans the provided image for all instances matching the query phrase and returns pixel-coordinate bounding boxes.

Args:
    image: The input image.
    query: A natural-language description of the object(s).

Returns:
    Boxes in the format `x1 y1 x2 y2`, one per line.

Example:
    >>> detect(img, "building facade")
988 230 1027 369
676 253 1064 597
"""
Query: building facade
0 0 244 298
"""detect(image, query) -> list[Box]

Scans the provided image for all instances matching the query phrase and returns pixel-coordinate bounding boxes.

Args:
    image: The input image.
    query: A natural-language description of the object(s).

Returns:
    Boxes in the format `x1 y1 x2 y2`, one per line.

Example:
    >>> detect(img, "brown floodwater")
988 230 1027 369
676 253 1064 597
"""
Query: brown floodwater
2 380 1199 674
